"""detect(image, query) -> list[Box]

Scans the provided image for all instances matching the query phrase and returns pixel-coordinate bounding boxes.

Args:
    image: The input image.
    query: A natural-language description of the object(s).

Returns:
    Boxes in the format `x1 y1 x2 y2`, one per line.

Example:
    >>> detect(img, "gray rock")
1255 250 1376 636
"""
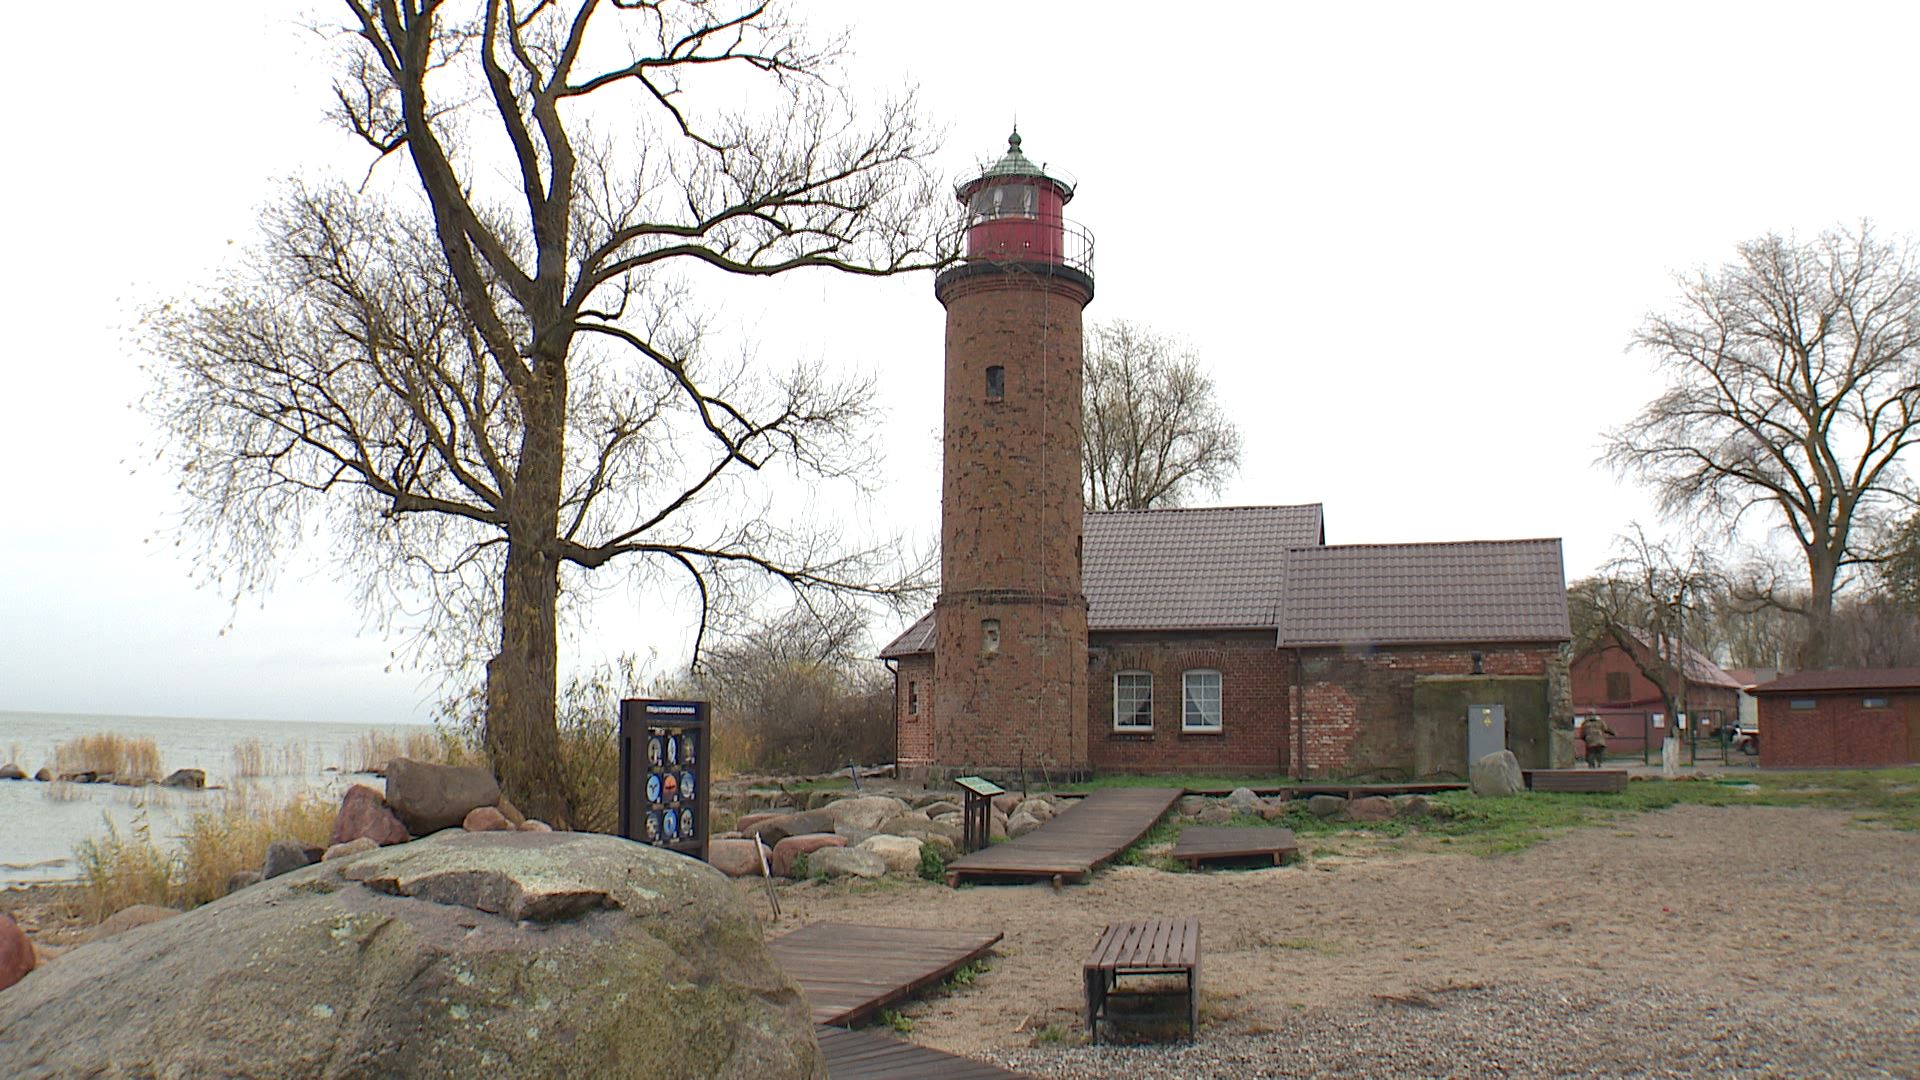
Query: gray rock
1392 794 1433 818
225 870 262 895
1256 800 1293 822
911 793 958 812
1178 795 1210 817
81 904 180 944
160 768 206 789
1348 796 1395 822
831 823 876 845
1225 787 1262 812
1471 750 1525 797
1006 810 1044 838
931 812 963 827
1307 795 1348 818
260 838 313 881
1013 798 1055 822
0 832 825 1078
854 835 924 874
991 792 1023 815
0 764 25 781
384 757 502 835
807 847 888 880
745 810 835 846
1196 804 1234 825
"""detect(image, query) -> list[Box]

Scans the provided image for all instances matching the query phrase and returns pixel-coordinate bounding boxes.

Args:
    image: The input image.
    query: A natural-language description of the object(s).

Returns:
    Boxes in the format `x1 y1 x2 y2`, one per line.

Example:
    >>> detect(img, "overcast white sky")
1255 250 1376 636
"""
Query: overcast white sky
4 1 1918 725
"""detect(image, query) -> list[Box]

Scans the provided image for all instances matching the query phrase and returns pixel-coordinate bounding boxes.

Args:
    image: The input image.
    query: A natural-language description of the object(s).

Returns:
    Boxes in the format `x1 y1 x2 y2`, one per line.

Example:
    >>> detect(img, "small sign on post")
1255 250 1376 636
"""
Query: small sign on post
618 698 712 864
956 775 1005 854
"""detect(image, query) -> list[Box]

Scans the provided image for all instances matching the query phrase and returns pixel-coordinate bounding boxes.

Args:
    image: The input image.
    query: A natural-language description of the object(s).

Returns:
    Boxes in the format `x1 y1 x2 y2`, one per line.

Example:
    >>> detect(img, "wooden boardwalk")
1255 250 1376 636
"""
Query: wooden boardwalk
946 787 1181 886
1169 825 1298 868
769 922 1003 1026
816 1025 1028 1079
1525 769 1629 793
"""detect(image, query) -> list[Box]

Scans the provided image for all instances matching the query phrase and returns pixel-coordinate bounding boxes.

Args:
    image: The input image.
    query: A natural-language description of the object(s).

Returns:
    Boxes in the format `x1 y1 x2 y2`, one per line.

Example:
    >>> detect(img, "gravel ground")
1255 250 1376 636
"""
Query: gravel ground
767 804 1920 1078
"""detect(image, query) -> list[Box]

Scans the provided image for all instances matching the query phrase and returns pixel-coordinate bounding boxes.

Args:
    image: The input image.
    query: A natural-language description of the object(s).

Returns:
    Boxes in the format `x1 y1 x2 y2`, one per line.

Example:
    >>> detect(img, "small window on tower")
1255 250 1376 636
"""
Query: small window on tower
908 681 919 715
981 619 1001 655
985 365 1005 400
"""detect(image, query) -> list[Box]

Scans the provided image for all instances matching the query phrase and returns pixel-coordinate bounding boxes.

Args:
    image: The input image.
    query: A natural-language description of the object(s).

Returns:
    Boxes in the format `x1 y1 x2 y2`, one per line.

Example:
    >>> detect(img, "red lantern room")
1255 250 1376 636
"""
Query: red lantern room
939 129 1094 299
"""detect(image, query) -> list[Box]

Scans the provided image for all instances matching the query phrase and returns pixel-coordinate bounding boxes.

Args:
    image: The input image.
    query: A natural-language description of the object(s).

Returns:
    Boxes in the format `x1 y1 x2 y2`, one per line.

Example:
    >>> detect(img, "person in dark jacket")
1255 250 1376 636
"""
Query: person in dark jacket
1579 716 1613 768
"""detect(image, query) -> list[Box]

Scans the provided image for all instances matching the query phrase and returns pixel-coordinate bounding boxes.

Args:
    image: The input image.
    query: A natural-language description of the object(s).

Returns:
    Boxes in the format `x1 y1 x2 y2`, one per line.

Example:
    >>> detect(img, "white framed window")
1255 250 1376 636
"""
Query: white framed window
1182 669 1222 732
1113 671 1153 731
1863 696 1889 709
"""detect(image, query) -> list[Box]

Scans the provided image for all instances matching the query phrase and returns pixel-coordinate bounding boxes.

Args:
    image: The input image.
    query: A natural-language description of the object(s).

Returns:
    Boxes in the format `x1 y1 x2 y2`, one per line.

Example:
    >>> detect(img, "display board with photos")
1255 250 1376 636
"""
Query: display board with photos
617 698 711 863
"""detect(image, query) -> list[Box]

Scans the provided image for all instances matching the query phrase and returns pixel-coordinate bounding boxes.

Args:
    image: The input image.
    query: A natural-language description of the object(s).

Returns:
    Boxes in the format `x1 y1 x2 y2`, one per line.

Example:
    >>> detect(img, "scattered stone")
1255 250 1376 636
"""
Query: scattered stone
159 768 206 790
323 838 379 862
1257 800 1293 822
855 834 925 875
707 838 763 878
0 912 33 992
226 870 262 895
0 832 824 1077
1197 804 1235 825
383 757 502 836
462 806 514 832
0 764 25 781
1007 810 1044 838
1013 797 1056 821
931 812 963 828
746 810 835 846
1225 787 1263 813
494 797 527 828
991 792 1023 815
1348 796 1395 823
919 799 962 818
82 905 180 944
822 795 911 832
771 834 847 878
260 839 313 881
330 784 411 848
806 847 888 880
1471 750 1525 797
1178 795 1210 816
1307 795 1348 819
1393 794 1433 818
519 820 552 833
32 768 50 782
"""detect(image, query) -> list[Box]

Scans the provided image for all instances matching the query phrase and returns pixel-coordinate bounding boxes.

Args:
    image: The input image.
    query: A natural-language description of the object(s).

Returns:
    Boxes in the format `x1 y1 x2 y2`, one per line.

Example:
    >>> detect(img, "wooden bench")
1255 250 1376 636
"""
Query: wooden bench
1083 916 1200 1044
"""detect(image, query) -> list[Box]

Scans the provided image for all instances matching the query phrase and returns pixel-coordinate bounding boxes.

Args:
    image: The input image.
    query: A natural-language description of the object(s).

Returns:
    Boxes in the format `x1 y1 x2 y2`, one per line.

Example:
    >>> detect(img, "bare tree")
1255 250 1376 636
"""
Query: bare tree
143 1 944 824
1568 528 1719 775
1605 224 1920 667
1082 320 1242 511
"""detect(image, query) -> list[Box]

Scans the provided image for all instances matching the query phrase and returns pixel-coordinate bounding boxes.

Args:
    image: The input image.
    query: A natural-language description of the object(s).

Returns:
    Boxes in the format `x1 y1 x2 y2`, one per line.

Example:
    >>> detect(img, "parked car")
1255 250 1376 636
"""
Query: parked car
1732 726 1759 756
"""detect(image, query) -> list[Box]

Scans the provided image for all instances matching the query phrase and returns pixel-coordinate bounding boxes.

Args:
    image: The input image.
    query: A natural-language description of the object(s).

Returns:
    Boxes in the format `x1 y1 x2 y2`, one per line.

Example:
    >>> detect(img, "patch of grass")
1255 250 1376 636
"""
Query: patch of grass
1059 774 1291 793
946 957 991 988
918 844 947 882
878 1009 914 1033
782 776 857 794
72 815 176 921
54 733 163 784
1032 1022 1074 1045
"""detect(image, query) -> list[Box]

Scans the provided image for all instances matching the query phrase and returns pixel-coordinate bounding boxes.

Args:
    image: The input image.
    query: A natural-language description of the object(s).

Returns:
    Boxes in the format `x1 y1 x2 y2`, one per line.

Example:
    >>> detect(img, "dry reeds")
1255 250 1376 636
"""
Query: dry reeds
44 779 82 801
348 728 477 774
53 733 162 783
230 737 312 779
708 709 761 780
70 786 342 917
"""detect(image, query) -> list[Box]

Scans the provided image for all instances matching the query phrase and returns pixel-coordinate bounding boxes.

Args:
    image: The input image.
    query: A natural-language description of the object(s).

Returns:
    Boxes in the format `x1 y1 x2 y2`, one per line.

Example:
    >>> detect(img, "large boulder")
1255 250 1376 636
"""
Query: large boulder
1013 798 1056 822
1348 796 1395 823
771 834 846 878
1006 810 1044 838
822 796 910 832
806 847 887 880
160 768 206 789
1306 795 1347 819
855 835 924 875
384 758 502 836
915 798 961 817
1224 788 1263 814
0 832 825 1078
746 811 835 847
1393 794 1433 818
0 913 31 992
1195 804 1234 825
1471 750 1525 797
260 839 313 881
0 764 25 781
462 807 513 832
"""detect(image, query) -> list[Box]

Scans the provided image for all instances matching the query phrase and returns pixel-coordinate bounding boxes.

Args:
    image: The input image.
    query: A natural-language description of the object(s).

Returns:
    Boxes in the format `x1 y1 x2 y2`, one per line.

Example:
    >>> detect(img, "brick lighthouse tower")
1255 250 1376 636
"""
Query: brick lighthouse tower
930 130 1095 779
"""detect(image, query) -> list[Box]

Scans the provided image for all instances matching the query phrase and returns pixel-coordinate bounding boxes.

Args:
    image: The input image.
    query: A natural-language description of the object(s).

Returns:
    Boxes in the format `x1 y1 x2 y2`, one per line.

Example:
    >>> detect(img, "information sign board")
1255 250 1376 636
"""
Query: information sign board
618 698 712 863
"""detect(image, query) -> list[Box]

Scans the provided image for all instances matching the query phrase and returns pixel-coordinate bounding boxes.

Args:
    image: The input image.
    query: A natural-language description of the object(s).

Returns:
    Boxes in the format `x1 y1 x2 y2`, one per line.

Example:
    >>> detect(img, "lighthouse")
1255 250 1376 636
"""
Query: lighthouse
930 130 1095 779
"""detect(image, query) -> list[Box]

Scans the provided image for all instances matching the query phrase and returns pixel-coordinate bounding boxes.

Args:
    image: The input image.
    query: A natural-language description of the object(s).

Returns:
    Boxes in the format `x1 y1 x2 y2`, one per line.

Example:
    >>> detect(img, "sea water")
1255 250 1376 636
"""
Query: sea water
0 711 428 885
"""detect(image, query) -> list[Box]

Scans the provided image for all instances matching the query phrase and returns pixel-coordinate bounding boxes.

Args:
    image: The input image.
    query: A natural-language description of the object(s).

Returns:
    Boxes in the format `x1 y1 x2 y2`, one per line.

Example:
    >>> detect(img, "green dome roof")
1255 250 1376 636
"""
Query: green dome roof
983 129 1046 178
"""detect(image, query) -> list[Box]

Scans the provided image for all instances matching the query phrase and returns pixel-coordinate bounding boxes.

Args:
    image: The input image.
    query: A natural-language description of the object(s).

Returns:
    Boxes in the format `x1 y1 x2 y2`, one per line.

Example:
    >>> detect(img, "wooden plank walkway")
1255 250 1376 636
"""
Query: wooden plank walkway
946 787 1181 887
1169 825 1298 868
769 922 1003 1026
1525 769 1629 793
816 1025 1028 1079
1182 782 1468 797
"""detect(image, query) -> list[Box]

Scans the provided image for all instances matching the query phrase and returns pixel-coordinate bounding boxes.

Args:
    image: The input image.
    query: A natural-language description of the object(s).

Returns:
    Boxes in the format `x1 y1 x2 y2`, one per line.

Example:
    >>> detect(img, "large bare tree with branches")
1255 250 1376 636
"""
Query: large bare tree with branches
1082 320 1242 511
143 0 944 823
1605 224 1920 668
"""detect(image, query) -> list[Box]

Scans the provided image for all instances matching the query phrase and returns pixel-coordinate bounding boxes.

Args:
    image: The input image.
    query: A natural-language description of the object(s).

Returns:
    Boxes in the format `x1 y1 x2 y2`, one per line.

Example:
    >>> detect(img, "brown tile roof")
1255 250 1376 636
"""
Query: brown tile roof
1083 504 1325 631
1278 539 1570 647
1749 667 1920 694
878 612 935 658
1619 630 1744 690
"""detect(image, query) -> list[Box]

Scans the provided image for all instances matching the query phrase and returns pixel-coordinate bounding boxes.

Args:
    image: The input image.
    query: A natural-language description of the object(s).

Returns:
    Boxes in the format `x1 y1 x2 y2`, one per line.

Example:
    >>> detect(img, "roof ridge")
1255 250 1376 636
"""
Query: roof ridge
1086 502 1322 517
1287 537 1562 553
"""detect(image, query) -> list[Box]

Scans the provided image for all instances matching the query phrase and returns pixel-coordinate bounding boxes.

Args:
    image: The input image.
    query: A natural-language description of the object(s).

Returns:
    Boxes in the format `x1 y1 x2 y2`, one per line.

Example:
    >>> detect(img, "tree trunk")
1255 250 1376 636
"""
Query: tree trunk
484 370 572 827
1659 688 1681 779
1799 549 1838 669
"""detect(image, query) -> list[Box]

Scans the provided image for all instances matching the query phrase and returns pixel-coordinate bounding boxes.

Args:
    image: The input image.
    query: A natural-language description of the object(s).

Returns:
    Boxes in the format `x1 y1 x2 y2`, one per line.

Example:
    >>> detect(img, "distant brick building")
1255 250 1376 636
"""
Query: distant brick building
883 131 1574 782
1570 633 1742 753
1748 668 1920 768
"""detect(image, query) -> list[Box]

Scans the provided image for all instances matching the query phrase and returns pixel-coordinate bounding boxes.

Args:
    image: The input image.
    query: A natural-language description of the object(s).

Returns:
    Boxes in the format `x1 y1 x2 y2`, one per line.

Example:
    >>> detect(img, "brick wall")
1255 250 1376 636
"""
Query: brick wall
1088 631 1291 776
893 653 936 768
1758 693 1920 768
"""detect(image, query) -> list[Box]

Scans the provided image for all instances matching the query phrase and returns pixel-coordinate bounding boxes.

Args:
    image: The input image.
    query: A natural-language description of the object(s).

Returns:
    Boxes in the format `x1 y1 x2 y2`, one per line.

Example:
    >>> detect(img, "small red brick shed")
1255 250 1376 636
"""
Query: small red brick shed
1747 668 1920 768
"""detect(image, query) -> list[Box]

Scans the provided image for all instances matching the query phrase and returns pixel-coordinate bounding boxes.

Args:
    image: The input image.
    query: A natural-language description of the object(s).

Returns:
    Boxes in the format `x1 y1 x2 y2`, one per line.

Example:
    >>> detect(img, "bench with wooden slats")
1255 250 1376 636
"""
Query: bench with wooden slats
1082 916 1200 1043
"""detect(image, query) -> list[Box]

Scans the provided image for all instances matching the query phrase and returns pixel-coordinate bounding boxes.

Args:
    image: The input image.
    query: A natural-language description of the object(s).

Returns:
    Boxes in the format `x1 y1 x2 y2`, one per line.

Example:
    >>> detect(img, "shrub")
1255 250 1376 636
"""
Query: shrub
53 733 163 783
918 844 947 882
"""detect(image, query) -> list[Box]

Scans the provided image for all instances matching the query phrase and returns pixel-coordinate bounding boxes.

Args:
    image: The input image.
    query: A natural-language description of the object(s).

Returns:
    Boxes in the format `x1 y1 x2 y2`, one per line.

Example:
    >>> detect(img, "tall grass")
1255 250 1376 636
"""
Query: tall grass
54 733 162 783
348 728 477 773
71 787 341 918
230 737 312 779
